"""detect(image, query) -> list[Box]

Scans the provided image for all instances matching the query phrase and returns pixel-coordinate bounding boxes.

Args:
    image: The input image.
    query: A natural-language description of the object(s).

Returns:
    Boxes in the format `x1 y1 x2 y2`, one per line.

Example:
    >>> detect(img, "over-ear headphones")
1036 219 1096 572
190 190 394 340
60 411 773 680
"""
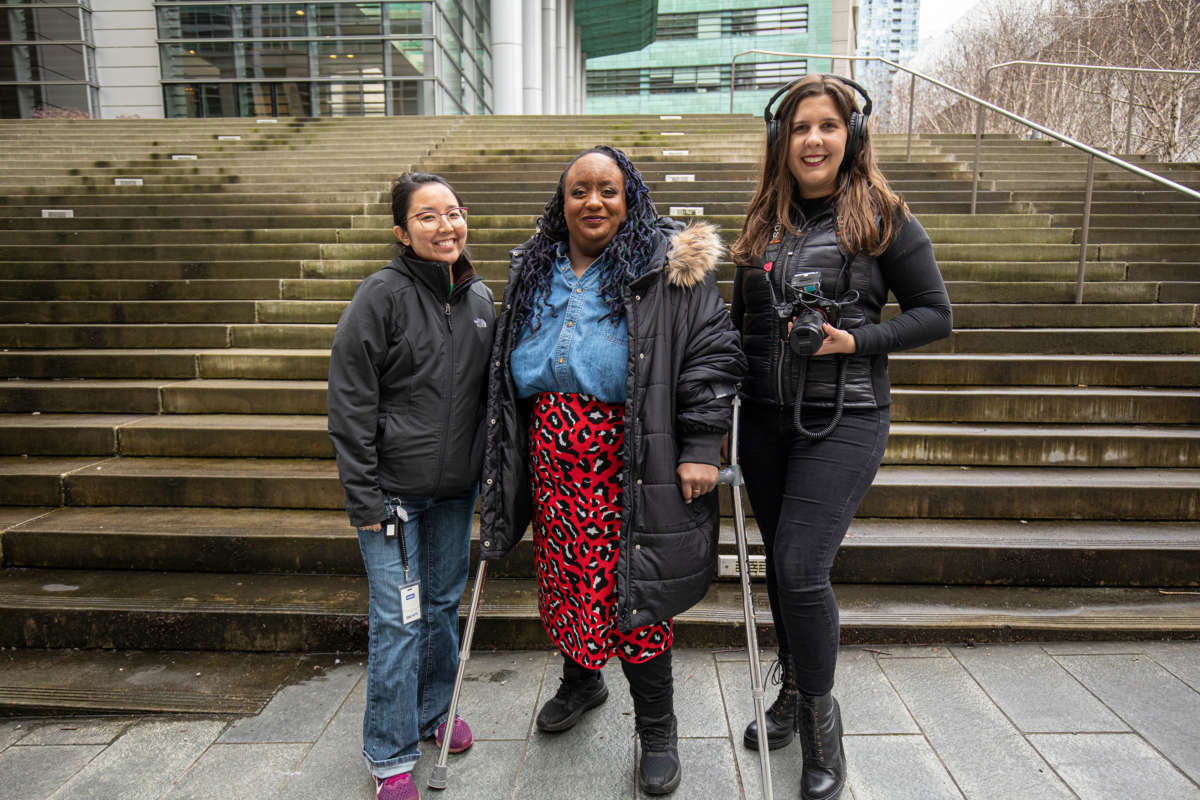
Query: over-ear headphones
763 74 873 171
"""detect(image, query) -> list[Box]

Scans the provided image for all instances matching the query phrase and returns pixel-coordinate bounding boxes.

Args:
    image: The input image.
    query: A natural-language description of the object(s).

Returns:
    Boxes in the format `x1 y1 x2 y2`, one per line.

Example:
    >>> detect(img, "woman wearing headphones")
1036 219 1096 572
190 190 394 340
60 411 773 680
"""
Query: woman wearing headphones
730 74 952 799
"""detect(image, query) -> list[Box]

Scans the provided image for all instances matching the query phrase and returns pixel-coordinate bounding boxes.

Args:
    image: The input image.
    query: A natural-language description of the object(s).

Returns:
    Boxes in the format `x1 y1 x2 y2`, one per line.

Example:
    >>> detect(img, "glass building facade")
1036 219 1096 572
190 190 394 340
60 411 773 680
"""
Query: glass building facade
0 0 99 118
156 0 492 117
585 0 853 115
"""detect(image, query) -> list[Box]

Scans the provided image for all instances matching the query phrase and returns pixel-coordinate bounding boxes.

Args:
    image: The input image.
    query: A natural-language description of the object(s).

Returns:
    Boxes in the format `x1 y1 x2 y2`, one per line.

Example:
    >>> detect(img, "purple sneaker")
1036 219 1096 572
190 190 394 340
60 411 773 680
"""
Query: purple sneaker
435 716 474 753
375 772 419 800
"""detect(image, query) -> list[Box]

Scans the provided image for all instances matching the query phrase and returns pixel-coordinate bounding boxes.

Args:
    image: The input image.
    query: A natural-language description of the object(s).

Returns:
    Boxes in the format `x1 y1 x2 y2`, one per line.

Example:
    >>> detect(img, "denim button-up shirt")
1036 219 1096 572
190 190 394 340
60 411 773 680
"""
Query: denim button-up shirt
510 246 628 403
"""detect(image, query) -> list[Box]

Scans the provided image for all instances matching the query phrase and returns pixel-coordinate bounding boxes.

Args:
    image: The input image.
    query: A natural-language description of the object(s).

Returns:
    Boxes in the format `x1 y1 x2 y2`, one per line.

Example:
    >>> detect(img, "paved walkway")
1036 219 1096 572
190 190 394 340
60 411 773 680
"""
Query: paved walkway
2 642 1199 800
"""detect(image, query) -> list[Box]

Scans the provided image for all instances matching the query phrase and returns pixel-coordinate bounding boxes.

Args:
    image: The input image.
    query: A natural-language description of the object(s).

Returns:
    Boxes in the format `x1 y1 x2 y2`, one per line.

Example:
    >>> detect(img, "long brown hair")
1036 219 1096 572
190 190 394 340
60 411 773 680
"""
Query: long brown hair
731 74 908 264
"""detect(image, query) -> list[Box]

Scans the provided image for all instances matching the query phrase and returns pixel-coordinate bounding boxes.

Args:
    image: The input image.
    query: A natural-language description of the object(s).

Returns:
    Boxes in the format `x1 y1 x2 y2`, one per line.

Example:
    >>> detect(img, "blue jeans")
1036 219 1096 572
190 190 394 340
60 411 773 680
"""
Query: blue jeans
357 487 475 779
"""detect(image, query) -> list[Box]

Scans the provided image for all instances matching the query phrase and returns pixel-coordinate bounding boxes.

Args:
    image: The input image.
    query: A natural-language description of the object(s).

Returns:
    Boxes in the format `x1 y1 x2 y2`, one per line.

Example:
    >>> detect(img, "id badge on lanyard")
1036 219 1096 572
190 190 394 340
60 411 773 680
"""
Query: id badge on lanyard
384 504 421 624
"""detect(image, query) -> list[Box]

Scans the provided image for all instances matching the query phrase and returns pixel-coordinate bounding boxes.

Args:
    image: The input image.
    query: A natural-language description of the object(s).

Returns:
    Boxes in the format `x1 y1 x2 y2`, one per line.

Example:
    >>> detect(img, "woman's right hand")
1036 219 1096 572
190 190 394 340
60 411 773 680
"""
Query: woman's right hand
361 522 382 531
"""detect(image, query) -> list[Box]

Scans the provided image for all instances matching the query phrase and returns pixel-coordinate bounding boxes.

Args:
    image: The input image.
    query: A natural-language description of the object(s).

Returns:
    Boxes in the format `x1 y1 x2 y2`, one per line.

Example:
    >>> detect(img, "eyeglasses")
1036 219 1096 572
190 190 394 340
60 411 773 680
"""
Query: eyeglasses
408 207 468 229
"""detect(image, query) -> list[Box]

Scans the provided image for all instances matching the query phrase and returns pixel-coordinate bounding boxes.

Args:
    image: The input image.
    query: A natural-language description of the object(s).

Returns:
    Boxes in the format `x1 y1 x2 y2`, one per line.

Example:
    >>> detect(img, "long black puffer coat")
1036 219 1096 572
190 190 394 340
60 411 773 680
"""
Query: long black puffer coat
478 219 747 632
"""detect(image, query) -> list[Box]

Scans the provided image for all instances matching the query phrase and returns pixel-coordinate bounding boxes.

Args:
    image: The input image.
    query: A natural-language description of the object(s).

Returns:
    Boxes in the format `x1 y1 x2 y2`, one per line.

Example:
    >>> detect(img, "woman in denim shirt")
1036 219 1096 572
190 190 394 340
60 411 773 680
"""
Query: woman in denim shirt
479 146 745 795
328 173 495 800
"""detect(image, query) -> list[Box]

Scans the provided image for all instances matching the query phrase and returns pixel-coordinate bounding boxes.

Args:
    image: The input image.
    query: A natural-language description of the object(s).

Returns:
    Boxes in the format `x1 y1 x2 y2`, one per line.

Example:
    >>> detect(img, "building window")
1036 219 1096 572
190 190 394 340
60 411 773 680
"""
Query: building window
155 0 491 117
656 5 807 41
0 0 97 118
588 59 807 97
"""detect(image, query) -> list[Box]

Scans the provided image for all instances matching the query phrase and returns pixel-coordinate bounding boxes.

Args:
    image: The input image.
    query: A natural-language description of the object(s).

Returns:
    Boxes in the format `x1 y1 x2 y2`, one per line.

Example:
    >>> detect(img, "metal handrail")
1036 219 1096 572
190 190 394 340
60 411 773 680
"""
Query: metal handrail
984 60 1200 157
729 49 1200 303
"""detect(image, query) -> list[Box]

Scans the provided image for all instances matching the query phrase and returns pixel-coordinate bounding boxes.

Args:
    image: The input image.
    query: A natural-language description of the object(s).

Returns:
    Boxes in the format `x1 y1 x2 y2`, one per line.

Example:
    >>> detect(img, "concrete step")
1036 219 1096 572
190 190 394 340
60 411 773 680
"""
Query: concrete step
0 567 1196 650
4 349 1194 385
4 380 1195 424
7 322 1198 353
3 507 1196 588
2 457 1196 519
0 648 303 715
0 261 305 280
4 414 1194 467
0 280 287 301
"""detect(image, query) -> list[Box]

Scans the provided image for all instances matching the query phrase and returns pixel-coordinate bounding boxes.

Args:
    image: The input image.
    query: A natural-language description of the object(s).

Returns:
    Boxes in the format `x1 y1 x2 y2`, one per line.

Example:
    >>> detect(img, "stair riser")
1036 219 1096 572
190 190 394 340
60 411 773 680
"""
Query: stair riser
4 530 1196 587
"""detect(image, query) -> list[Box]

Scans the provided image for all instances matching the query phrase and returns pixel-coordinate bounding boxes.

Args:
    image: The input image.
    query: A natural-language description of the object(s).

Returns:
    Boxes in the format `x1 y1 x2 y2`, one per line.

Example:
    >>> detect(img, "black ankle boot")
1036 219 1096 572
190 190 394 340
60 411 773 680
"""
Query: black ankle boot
635 712 680 795
797 691 845 800
535 656 608 733
744 651 800 751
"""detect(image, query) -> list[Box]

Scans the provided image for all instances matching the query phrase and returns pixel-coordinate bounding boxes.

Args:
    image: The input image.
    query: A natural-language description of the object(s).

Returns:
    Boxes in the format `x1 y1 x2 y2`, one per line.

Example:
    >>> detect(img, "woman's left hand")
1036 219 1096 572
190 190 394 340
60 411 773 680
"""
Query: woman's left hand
813 323 857 356
677 462 718 504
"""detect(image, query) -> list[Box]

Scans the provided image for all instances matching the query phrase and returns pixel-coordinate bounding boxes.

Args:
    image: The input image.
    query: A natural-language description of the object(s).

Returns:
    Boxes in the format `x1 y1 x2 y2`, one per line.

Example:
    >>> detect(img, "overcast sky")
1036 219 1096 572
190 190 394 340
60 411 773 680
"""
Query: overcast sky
919 0 978 43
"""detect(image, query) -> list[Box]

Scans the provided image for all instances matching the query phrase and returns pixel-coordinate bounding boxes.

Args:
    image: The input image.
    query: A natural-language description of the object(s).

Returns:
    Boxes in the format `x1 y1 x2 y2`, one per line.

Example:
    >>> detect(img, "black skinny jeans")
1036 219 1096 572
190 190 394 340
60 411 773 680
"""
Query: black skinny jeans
739 403 890 696
565 648 673 718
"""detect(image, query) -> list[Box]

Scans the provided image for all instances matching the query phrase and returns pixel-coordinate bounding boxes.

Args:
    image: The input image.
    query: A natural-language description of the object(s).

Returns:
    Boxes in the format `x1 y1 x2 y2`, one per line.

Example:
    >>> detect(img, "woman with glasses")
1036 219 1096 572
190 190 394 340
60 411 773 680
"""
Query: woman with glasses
328 173 495 800
478 146 745 795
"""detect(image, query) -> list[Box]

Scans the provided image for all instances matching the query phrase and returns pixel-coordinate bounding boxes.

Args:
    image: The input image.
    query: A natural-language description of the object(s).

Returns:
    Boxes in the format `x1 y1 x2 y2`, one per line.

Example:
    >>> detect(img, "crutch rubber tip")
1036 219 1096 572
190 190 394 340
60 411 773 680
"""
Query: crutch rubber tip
427 765 448 790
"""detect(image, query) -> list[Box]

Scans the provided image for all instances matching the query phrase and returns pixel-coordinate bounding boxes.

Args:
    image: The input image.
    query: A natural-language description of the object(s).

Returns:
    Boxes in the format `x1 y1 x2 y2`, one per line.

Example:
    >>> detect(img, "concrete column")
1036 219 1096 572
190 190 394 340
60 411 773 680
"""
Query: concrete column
580 50 588 113
541 0 557 113
575 32 584 113
522 0 543 113
490 0 523 114
555 0 569 114
564 8 576 113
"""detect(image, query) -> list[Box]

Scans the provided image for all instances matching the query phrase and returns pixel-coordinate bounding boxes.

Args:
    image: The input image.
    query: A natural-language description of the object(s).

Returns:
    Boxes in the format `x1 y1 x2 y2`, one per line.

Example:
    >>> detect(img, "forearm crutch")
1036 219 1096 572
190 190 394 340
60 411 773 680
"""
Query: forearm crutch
717 395 774 800
427 558 488 790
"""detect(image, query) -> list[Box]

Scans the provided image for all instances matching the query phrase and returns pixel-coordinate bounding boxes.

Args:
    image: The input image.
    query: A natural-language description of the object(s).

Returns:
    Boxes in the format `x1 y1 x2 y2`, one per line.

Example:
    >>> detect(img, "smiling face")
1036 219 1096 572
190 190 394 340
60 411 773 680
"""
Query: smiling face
563 152 627 260
786 93 849 199
393 182 466 264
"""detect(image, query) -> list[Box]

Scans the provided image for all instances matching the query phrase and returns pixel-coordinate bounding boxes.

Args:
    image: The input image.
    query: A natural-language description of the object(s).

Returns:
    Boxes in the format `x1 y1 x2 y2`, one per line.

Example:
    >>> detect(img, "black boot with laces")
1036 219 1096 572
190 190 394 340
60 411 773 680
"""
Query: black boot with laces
535 655 609 733
797 691 845 800
635 712 680 795
743 651 800 751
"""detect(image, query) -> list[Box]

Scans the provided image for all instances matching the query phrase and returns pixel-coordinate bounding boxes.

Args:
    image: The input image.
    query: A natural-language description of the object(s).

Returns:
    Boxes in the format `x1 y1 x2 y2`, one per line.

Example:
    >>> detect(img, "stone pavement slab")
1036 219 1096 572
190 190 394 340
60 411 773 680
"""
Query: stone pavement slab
161 742 310 800
953 644 1127 733
0 744 105 800
515 659 636 800
16 718 133 746
48 719 226 800
219 656 363 744
1028 733 1200 800
843 735 964 800
1055 653 1200 784
270 672 372 800
2 643 1200 800
879 655 1075 799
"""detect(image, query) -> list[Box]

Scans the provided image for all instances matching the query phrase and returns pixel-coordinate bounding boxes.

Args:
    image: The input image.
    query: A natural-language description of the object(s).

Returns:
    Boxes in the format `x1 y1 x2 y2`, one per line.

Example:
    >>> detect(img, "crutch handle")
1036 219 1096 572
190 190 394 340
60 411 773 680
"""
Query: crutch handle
716 465 742 487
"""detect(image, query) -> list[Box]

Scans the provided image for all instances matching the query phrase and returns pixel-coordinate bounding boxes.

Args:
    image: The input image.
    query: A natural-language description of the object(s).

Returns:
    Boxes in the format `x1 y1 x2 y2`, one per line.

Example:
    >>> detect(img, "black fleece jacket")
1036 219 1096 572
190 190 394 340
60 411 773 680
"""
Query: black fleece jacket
328 251 495 527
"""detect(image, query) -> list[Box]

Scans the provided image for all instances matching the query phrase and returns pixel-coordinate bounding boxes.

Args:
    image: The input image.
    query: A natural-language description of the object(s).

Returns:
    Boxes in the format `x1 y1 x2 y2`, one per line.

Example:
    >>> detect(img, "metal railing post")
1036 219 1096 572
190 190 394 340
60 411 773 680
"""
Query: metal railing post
905 72 916 161
1124 72 1136 154
1075 154 1096 305
971 72 989 215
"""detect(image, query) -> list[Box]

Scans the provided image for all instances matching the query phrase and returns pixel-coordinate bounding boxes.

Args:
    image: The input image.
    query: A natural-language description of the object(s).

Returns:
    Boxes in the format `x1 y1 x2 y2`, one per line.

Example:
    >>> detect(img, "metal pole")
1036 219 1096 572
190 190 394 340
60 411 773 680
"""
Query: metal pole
971 72 989 215
1124 72 1136 154
1075 154 1096 305
427 559 489 790
717 396 773 800
729 57 736 114
905 72 916 162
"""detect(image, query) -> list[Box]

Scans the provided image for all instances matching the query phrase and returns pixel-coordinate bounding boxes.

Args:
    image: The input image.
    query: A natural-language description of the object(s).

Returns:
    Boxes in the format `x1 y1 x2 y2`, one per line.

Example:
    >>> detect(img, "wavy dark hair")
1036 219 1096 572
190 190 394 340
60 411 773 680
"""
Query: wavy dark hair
732 74 908 264
511 145 659 334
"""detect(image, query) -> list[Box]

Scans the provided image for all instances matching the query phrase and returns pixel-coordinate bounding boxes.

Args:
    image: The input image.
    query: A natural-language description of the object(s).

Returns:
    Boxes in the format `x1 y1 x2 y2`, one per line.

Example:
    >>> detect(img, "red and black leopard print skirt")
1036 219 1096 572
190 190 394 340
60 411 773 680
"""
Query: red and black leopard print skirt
529 392 673 668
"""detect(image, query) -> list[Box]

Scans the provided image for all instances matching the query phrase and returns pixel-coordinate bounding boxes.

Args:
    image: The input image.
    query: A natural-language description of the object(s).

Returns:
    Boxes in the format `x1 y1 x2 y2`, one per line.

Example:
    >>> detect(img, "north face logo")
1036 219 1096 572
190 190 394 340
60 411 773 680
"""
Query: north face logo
474 318 488 328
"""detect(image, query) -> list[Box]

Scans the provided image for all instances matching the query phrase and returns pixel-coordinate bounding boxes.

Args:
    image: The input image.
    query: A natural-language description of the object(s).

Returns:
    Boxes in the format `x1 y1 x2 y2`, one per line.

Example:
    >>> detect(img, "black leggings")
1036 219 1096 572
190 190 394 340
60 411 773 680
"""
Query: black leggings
739 404 889 696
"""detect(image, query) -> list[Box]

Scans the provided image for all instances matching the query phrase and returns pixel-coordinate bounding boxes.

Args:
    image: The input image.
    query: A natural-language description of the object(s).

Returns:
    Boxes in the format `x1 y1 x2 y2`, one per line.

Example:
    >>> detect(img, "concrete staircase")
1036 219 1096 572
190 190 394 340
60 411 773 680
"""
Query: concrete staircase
0 116 1197 710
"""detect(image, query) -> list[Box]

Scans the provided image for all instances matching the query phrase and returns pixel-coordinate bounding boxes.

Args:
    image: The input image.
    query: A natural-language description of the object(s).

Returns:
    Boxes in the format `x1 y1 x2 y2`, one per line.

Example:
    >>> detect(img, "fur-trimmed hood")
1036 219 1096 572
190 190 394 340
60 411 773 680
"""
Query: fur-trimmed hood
664 220 724 289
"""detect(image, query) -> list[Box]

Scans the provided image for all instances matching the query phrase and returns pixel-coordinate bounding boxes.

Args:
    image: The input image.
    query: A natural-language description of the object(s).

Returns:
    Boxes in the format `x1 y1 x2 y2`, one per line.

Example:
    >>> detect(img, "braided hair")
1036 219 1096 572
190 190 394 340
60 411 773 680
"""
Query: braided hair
511 145 659 335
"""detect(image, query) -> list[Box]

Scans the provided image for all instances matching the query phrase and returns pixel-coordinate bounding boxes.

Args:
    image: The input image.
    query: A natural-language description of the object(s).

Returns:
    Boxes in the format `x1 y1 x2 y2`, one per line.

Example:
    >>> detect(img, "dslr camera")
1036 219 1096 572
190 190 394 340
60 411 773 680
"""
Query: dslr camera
775 270 851 356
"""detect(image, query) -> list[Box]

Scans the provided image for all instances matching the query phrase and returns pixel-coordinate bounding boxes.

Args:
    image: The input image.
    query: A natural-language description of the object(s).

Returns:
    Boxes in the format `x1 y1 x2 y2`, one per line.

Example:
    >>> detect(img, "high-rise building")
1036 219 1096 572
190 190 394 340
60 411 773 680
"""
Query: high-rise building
0 0 652 119
854 0 919 126
584 0 858 116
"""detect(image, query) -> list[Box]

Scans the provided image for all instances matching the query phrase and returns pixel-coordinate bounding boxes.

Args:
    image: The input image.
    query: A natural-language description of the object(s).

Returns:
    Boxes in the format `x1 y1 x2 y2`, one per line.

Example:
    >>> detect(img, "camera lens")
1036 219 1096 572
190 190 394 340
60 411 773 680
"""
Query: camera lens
789 310 826 356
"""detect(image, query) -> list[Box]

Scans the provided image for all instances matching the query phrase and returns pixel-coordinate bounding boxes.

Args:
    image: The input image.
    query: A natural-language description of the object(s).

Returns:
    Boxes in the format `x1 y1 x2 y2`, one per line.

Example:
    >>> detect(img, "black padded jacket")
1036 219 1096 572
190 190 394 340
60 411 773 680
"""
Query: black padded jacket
731 201 952 409
327 251 495 528
478 220 747 633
